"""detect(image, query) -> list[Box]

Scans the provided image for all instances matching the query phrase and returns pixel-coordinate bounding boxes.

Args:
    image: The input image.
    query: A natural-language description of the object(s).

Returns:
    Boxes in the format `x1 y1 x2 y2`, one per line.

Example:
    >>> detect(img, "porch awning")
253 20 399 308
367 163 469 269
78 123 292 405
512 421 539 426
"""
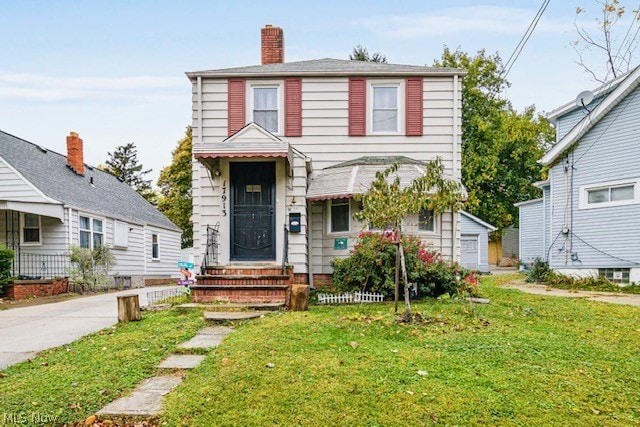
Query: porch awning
307 156 464 201
0 200 64 221
194 141 293 174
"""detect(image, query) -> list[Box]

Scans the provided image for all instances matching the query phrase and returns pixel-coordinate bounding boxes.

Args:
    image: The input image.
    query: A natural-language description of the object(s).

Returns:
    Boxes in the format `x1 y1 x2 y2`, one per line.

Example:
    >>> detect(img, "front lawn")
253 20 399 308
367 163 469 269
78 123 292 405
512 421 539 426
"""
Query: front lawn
0 309 204 425
162 275 640 426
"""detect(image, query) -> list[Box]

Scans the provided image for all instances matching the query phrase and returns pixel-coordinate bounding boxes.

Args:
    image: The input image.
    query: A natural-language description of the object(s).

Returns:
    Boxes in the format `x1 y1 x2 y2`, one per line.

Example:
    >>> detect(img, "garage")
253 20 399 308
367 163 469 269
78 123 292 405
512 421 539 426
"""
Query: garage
459 211 496 272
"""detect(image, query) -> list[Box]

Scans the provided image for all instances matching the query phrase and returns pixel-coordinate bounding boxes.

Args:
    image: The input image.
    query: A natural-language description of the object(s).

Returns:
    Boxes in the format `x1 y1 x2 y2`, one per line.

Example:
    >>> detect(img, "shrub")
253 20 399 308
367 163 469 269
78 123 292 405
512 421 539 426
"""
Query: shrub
69 245 114 293
0 246 14 290
525 258 551 283
332 231 477 299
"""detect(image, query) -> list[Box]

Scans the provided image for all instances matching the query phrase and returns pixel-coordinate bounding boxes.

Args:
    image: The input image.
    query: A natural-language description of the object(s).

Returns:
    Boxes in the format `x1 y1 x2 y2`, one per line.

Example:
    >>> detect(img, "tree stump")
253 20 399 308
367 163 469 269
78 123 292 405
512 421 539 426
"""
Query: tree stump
289 285 309 311
117 295 141 322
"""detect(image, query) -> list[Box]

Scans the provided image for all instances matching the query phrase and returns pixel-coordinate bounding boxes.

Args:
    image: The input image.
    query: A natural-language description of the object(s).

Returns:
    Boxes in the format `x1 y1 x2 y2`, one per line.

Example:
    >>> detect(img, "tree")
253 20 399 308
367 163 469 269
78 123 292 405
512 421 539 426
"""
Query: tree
157 127 193 248
433 48 554 234
354 158 464 313
349 44 388 63
573 0 640 82
104 142 157 204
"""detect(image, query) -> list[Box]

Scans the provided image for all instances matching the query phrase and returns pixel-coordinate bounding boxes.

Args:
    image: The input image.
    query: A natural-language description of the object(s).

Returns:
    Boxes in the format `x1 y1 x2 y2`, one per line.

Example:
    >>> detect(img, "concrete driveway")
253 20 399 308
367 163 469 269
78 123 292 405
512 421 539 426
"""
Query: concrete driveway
0 286 177 370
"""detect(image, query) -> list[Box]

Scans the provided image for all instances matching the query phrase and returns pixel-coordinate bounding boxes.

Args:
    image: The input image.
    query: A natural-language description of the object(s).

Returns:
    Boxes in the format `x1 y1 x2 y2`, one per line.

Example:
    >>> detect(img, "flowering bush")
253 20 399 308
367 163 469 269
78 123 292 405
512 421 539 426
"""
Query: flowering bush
332 231 478 298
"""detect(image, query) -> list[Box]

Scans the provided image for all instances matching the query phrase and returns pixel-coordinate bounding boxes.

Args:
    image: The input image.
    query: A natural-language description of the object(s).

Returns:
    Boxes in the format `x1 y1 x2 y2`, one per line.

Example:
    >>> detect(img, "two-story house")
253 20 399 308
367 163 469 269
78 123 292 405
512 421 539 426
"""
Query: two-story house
187 25 465 303
518 64 640 284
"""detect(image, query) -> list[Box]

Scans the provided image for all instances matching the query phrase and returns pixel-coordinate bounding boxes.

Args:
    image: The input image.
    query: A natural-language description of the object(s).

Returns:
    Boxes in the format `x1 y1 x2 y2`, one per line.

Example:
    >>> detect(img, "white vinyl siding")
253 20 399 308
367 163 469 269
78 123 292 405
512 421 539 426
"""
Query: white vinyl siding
192 74 463 273
145 226 181 276
0 156 53 203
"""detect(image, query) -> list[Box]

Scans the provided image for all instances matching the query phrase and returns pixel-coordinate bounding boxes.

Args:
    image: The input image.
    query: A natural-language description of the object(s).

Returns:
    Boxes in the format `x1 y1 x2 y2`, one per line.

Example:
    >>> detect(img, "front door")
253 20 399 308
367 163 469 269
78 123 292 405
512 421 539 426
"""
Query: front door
230 162 276 260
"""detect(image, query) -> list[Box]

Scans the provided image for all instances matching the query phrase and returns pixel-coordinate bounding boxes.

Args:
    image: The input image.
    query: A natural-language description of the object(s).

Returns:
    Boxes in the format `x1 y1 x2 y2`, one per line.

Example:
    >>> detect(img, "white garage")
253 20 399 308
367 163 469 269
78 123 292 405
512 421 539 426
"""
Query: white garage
460 211 496 273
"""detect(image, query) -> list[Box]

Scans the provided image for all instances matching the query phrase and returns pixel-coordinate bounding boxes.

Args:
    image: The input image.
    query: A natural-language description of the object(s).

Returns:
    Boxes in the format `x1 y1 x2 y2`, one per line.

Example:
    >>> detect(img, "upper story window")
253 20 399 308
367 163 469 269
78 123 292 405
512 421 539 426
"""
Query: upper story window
330 198 350 233
80 215 104 249
372 86 399 133
418 209 435 232
21 213 41 245
580 179 639 209
252 86 279 133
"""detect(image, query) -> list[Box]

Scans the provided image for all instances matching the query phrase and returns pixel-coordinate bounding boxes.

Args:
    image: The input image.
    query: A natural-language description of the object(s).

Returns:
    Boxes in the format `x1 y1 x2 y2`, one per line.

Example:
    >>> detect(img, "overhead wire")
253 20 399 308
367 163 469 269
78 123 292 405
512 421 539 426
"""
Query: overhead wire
504 0 551 79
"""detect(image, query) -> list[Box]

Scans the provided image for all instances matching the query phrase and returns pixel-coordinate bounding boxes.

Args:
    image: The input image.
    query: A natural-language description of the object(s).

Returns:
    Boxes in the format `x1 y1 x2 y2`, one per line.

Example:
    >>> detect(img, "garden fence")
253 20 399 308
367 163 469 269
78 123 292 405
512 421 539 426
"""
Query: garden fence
317 291 384 304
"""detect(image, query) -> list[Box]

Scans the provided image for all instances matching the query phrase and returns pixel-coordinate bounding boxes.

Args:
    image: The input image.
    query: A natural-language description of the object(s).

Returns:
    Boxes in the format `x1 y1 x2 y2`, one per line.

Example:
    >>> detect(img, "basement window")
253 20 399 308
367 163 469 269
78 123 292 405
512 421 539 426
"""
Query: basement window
599 268 630 284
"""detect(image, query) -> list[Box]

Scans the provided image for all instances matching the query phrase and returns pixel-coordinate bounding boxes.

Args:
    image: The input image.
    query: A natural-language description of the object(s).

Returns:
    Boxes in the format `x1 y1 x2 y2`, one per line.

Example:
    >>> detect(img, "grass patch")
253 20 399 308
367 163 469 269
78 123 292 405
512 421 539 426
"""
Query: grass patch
0 309 204 425
161 275 640 426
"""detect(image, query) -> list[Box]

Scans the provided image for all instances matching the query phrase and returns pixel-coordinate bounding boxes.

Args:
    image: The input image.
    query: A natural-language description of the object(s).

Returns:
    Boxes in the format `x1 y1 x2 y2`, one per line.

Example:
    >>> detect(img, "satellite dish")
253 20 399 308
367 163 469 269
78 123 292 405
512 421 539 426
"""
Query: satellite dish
576 90 594 109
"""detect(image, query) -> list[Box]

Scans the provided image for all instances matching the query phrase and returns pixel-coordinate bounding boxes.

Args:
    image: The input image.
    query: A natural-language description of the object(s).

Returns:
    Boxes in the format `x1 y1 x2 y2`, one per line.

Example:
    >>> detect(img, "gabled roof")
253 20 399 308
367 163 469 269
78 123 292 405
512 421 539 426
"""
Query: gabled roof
0 130 180 231
541 64 640 166
460 211 496 232
186 58 465 80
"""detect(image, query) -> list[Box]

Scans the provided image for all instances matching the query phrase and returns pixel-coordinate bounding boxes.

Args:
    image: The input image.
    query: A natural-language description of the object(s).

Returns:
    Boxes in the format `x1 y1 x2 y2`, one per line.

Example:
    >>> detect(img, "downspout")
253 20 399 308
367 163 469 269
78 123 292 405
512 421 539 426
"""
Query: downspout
451 74 460 262
197 76 203 267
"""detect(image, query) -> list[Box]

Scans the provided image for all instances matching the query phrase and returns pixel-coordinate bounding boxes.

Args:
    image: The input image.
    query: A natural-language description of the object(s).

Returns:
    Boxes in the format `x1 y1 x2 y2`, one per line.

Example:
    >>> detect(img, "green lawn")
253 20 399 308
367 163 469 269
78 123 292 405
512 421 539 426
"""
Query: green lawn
1 276 639 426
162 275 640 426
0 309 204 426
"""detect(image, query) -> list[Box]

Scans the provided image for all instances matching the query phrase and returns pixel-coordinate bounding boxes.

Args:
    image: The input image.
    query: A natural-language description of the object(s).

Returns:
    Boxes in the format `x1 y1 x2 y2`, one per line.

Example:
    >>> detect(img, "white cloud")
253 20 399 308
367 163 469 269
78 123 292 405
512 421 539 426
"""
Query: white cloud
356 6 570 38
0 74 186 101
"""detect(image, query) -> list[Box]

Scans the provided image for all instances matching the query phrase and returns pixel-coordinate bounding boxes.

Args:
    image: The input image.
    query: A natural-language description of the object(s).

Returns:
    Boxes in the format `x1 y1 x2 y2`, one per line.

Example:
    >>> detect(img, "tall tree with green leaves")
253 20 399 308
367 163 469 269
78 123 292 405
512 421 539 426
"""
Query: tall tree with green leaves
157 127 193 248
349 44 388 63
104 142 156 204
434 48 554 235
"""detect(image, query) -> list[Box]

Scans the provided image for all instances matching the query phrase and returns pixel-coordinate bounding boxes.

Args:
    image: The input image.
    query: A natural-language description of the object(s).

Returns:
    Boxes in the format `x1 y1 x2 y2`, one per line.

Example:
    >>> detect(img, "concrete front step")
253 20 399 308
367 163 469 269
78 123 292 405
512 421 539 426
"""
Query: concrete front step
177 302 284 311
204 311 267 322
203 264 292 277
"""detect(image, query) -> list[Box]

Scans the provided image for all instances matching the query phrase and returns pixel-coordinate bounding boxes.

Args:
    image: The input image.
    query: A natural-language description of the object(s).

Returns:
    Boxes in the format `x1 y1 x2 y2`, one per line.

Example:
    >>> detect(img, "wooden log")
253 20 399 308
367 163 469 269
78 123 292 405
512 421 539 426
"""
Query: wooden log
117 295 141 322
289 284 309 311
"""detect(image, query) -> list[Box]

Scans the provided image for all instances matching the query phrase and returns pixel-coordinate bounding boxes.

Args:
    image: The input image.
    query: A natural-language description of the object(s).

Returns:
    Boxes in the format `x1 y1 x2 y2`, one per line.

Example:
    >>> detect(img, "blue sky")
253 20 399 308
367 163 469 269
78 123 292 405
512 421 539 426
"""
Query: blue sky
0 0 636 183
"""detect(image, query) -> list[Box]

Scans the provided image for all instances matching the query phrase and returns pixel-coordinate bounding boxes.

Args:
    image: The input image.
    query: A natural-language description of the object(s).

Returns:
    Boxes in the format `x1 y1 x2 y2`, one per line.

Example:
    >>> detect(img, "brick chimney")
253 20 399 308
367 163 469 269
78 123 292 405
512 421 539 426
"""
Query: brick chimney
261 24 284 65
66 132 84 175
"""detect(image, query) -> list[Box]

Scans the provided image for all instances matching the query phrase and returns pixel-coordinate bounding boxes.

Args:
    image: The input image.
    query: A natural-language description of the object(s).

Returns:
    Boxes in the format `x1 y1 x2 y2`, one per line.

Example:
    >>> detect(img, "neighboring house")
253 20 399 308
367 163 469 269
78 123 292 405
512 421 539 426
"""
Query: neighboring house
518 65 640 283
187 25 465 302
0 130 182 288
459 211 496 273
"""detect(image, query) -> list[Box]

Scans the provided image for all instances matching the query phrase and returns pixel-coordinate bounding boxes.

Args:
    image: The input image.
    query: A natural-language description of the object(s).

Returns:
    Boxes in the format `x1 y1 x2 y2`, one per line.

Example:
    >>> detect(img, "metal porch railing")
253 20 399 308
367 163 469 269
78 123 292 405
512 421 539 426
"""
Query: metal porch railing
13 253 71 280
200 223 220 274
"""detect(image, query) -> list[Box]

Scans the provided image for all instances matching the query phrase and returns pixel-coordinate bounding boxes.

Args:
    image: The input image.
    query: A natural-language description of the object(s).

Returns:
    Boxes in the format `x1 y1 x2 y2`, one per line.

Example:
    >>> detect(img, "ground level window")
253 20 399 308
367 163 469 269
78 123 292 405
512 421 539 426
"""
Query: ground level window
418 209 435 232
22 213 41 244
599 268 630 284
331 199 350 233
152 233 159 259
79 216 104 249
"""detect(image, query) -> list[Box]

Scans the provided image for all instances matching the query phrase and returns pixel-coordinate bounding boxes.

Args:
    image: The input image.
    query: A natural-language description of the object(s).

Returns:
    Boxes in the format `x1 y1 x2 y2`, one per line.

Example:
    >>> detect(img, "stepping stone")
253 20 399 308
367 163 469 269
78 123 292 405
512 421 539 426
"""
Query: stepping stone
177 326 233 349
158 354 206 369
204 311 267 322
97 375 182 416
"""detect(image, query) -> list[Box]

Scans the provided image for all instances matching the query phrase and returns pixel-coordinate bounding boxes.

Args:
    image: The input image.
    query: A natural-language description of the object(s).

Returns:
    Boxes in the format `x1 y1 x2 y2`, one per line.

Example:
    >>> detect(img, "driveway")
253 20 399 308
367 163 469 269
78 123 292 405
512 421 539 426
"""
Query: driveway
0 286 177 370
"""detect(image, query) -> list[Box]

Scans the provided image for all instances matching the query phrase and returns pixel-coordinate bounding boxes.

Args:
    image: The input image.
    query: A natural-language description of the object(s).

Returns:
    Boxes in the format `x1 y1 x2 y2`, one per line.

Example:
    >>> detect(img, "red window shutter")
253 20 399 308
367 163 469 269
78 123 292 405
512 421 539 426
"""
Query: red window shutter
285 78 302 137
348 78 366 136
406 78 423 136
227 79 246 136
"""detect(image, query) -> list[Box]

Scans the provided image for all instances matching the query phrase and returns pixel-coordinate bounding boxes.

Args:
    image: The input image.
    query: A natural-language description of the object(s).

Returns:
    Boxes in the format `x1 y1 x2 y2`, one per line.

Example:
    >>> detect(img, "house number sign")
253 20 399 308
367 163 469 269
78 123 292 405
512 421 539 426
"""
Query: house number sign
221 180 227 216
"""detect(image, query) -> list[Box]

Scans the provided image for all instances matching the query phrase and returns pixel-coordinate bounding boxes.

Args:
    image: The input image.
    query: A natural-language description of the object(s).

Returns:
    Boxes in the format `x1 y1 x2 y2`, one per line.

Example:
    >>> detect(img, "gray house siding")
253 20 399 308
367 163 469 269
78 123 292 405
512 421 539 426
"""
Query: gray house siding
548 85 640 271
459 213 492 272
518 200 544 266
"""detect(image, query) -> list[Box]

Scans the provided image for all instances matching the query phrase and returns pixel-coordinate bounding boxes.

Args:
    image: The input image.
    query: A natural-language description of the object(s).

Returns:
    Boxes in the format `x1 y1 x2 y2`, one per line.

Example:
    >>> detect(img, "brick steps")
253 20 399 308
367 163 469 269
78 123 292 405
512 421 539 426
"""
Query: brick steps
193 264 294 304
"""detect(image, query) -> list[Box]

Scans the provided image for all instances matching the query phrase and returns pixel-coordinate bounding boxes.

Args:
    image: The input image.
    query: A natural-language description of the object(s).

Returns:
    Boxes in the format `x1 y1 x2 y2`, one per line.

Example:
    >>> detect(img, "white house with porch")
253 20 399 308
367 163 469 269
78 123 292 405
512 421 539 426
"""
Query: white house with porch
187 25 465 303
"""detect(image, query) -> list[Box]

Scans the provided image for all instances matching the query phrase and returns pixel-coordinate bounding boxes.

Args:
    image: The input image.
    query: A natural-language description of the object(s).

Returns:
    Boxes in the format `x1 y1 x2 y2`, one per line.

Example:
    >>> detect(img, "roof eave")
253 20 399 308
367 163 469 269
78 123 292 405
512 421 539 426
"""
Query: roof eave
185 69 467 81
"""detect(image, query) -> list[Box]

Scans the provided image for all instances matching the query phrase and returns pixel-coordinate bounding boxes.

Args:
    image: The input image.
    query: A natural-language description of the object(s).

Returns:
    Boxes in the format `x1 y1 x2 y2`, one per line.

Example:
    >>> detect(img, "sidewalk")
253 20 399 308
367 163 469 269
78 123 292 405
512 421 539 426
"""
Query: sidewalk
501 280 640 307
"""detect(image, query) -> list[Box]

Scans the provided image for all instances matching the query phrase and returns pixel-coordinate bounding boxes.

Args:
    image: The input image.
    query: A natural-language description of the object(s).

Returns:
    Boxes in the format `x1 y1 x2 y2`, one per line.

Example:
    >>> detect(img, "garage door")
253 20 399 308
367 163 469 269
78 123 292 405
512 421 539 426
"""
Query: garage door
461 236 479 270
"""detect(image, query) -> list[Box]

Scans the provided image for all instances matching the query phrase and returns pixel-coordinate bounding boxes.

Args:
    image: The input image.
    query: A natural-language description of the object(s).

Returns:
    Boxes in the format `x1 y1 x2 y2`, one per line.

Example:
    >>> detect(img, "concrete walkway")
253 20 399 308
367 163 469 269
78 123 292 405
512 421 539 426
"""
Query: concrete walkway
0 286 178 370
502 281 640 307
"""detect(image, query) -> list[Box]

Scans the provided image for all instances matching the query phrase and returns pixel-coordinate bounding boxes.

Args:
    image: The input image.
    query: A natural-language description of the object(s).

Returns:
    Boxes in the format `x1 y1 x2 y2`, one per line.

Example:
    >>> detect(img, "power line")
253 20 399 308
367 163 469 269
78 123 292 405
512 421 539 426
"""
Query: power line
504 0 551 78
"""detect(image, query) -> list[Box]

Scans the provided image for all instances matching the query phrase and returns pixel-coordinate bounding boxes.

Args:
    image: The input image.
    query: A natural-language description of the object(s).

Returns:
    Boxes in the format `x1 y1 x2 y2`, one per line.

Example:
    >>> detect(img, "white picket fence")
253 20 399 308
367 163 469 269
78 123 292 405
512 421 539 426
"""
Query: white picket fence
317 291 385 305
